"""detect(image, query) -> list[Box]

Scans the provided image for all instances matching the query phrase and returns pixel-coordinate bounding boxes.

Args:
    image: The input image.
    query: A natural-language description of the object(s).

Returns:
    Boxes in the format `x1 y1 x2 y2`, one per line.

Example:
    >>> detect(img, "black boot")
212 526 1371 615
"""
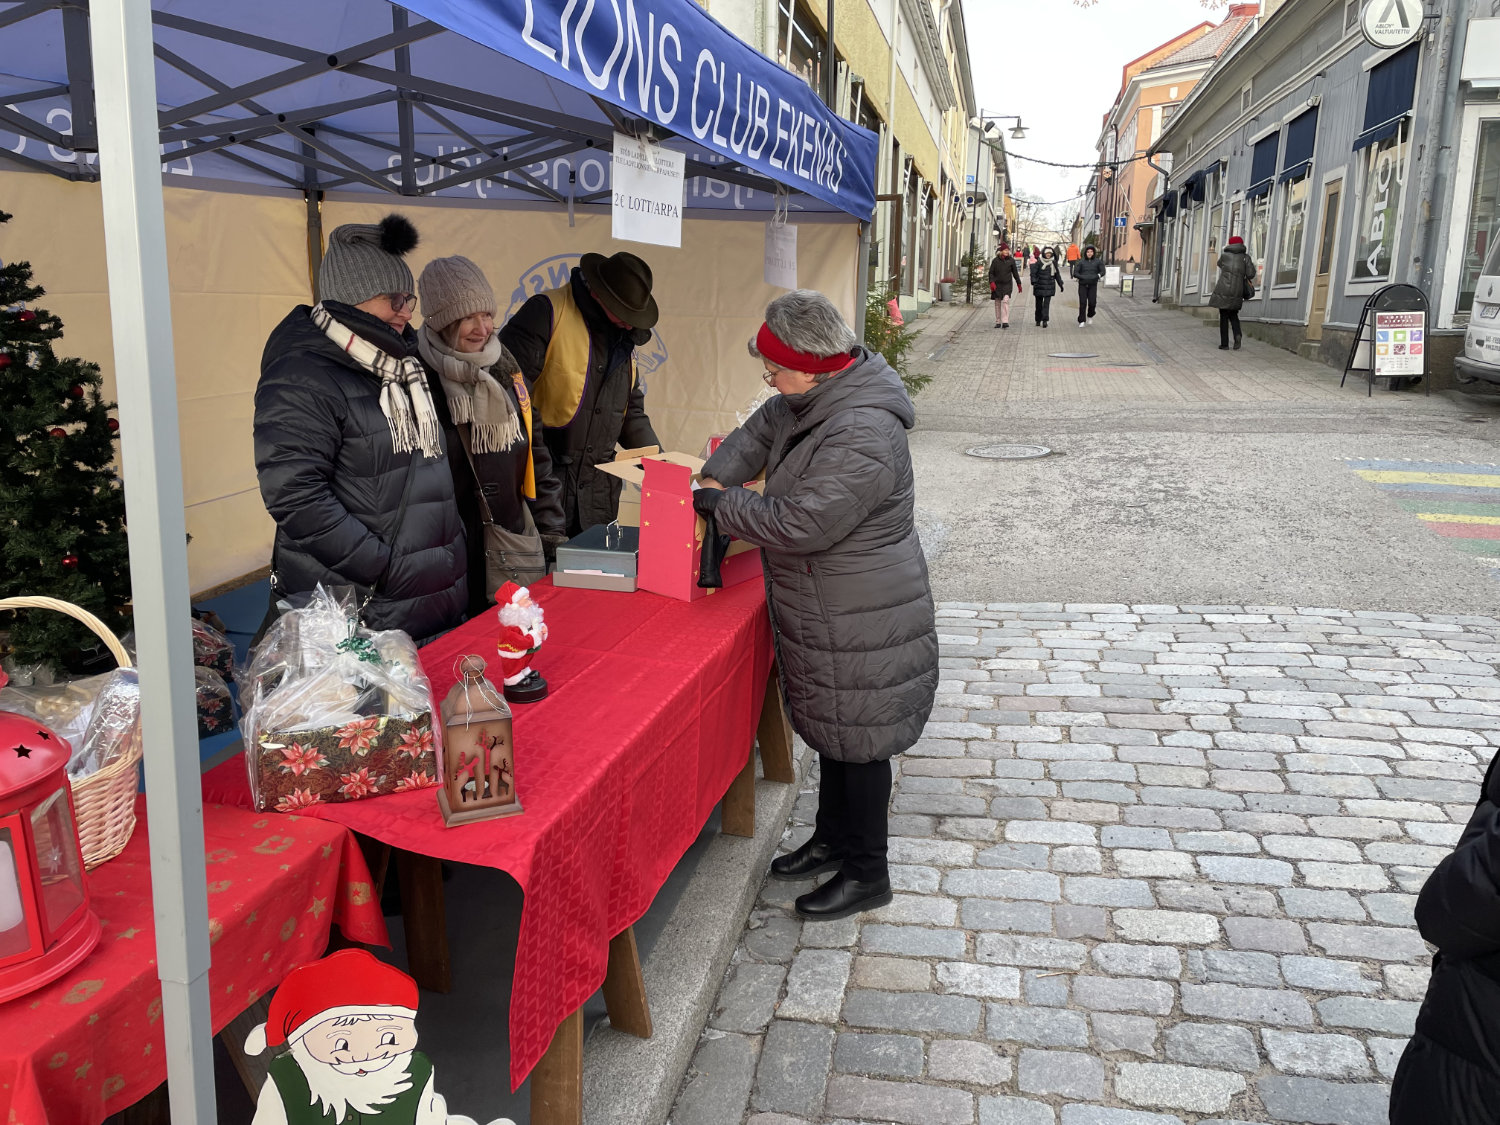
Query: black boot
770 837 843 881
794 872 893 920
1233 334 1242 350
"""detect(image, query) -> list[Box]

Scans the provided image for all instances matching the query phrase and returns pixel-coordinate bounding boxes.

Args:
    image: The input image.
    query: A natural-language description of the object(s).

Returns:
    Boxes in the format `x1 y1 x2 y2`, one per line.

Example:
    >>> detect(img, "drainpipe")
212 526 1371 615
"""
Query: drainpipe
1410 0 1471 313
1146 152 1170 302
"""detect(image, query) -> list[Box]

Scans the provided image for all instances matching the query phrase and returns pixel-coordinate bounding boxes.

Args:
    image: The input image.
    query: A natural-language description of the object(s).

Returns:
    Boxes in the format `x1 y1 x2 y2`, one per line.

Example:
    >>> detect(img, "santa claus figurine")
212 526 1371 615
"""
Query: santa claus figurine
493 582 548 703
245 949 510 1125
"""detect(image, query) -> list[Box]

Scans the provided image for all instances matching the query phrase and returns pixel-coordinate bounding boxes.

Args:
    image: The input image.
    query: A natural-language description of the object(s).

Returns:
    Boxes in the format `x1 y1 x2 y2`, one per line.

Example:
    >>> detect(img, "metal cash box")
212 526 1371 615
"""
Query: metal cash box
552 523 640 592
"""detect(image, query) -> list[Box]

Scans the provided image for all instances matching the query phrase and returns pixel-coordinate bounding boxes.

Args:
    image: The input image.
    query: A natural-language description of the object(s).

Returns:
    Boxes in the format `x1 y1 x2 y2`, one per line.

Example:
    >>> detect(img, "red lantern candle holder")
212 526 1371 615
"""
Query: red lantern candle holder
0 711 102 1003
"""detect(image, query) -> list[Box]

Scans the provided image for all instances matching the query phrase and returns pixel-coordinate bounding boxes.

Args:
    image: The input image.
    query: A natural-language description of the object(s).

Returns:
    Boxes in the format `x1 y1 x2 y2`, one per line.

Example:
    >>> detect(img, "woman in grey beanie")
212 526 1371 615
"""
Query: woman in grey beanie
416 255 566 610
254 214 469 642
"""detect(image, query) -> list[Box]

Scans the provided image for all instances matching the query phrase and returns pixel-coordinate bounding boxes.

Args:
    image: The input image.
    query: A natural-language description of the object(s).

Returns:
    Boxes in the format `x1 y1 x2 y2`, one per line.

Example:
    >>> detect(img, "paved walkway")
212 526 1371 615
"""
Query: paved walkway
669 601 1496 1125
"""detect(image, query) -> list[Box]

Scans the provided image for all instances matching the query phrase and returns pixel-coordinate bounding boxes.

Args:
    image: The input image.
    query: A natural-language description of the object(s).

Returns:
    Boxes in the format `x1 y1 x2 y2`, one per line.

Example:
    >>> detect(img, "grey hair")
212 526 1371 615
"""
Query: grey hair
746 289 857 383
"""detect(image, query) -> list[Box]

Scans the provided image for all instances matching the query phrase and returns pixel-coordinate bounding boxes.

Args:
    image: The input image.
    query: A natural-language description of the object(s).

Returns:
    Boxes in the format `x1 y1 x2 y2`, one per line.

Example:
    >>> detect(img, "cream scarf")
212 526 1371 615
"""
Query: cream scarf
310 303 441 458
416 325 524 455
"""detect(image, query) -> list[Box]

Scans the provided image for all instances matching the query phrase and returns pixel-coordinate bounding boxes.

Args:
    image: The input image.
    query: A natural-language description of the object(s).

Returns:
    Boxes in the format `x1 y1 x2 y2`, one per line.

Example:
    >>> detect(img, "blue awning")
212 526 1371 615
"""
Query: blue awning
1353 44 1418 153
1180 169 1207 204
1160 193 1178 219
1278 107 1318 182
0 0 880 219
1245 132 1280 200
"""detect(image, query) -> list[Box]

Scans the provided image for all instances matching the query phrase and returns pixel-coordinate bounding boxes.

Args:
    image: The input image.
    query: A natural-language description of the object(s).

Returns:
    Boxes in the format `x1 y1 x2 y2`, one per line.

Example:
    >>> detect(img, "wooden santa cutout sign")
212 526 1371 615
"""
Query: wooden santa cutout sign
438 656 522 827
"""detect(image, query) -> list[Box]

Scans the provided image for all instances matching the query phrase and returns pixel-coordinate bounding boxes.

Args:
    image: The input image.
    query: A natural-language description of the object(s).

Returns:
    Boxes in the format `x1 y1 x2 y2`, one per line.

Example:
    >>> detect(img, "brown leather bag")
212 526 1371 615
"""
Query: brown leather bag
457 425 547 589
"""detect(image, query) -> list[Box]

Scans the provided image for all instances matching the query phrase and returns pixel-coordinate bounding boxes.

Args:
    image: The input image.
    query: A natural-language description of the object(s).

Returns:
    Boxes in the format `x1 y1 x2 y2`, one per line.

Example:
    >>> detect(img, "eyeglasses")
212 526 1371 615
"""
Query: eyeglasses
387 292 418 314
761 366 784 386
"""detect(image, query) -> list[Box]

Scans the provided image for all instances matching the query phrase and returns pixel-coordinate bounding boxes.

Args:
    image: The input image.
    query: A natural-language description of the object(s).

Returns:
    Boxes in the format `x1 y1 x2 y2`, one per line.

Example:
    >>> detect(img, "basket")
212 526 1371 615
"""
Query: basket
0 596 139 869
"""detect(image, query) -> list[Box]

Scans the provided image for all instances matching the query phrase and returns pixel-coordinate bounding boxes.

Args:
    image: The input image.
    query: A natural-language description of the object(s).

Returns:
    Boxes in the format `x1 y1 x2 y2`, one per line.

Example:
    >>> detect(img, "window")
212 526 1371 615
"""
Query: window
1275 173 1311 288
1344 0 1360 32
1241 84 1253 114
1458 119 1500 313
1162 103 1180 126
1201 167 1224 292
778 0 827 90
1249 194 1271 283
1352 120 1410 283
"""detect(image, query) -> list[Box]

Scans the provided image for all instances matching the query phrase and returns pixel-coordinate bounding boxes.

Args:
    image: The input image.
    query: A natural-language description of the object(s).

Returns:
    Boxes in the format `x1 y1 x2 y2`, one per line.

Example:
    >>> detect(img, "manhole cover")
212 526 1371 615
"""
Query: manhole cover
1048 353 1099 359
965 443 1053 460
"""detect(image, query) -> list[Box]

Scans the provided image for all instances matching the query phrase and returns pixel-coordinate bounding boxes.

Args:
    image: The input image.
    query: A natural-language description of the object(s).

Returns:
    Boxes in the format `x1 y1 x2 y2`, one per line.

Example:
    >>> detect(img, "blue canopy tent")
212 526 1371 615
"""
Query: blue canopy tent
0 3 878 1121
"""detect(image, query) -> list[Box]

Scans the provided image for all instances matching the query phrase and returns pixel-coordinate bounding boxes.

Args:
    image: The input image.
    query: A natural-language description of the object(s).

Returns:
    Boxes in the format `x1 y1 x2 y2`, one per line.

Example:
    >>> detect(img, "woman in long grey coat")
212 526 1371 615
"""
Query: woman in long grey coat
694 290 939 921
1208 235 1257 350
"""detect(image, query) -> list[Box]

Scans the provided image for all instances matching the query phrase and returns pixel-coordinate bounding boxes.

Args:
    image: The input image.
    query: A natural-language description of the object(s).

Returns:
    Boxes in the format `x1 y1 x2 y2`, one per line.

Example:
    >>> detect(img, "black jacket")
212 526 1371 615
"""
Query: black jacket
1072 252 1106 284
1030 258 1065 298
988 254 1022 296
704 350 938 764
254 304 468 642
421 351 567 618
1390 749 1500 1124
499 269 661 534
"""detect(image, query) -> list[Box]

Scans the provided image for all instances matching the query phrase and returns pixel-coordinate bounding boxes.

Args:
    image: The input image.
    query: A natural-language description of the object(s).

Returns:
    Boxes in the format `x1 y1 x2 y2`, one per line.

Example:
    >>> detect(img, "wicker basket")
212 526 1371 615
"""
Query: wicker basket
0 596 139 869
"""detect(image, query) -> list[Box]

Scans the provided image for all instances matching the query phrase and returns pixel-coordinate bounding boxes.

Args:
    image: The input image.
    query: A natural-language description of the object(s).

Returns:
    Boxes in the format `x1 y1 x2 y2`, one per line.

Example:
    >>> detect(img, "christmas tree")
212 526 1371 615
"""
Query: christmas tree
0 209 132 672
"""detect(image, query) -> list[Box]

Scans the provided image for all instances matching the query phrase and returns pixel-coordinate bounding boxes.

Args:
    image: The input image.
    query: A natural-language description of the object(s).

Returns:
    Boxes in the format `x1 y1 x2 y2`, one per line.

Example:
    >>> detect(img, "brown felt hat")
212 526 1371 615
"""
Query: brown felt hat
579 251 658 330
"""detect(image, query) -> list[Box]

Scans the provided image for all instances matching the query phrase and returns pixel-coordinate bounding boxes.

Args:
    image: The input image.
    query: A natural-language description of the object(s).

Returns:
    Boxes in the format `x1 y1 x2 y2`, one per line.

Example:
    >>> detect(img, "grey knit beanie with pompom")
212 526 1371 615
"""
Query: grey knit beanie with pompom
318 213 419 307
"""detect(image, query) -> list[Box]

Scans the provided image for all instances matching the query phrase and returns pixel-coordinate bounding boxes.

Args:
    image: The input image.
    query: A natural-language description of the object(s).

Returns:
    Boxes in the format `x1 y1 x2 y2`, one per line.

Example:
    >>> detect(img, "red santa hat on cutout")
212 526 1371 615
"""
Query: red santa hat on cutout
243 948 418 1055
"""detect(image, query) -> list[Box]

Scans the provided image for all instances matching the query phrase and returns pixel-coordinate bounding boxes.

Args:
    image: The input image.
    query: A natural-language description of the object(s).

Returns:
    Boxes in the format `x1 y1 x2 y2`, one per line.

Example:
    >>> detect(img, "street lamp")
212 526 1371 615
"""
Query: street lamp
966 114 1027 305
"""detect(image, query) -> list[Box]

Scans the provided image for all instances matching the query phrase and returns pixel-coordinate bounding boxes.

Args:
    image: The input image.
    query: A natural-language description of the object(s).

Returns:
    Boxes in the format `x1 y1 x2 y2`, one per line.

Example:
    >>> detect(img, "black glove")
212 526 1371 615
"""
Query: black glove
698 509 733 588
692 487 723 518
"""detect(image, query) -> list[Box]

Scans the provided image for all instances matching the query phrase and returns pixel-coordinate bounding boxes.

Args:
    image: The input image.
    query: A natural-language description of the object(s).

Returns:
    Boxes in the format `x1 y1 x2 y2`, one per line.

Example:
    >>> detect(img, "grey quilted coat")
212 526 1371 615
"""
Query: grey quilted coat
1209 243 1257 311
703 348 938 763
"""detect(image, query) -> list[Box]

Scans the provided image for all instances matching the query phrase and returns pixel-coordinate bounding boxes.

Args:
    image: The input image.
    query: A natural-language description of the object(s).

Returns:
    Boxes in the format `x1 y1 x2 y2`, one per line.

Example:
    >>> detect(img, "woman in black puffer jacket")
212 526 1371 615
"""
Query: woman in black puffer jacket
1030 247 1065 327
1389 748 1500 1125
254 215 468 643
1071 244 1106 326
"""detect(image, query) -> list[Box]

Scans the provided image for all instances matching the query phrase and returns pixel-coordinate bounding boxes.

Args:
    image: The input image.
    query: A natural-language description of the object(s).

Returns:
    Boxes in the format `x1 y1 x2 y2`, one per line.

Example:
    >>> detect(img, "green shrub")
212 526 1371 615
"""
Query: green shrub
865 284 931 398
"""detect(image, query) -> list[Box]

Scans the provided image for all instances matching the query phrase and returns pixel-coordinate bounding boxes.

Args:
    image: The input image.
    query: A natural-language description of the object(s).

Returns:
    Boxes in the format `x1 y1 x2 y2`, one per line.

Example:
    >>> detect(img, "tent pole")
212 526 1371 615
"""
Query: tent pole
88 2 215 1122
303 132 324 302
855 220 871 341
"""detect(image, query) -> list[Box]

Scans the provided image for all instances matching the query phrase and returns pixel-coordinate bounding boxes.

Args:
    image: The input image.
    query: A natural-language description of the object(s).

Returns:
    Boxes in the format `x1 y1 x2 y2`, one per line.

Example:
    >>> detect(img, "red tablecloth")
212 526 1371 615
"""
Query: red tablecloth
203 578 774 1088
0 795 387 1125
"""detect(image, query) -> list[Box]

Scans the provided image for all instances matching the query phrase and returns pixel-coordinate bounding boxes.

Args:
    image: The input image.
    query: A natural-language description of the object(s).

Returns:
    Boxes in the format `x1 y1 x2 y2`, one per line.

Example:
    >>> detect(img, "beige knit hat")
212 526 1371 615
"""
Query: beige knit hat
418 255 496 334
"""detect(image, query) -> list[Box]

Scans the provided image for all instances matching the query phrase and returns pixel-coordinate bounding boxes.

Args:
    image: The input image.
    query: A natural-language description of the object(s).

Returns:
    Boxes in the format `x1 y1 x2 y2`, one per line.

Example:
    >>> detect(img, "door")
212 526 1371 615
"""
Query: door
1306 178 1342 341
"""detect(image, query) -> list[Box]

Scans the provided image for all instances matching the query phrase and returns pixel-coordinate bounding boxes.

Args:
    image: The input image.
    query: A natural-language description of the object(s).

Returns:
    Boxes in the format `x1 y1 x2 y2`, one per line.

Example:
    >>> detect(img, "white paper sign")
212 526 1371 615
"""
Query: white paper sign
1374 310 1425 377
611 133 685 248
1104 265 1122 287
764 222 797 290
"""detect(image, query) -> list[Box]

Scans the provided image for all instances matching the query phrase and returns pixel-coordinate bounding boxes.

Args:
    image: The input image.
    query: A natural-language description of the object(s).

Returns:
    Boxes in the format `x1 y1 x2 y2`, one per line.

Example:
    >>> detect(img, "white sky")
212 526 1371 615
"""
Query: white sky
966 0 1228 220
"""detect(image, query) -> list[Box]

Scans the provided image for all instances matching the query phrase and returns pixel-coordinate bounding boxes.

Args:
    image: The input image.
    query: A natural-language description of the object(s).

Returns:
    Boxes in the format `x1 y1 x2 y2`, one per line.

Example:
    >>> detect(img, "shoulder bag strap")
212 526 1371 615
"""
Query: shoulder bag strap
455 422 497 527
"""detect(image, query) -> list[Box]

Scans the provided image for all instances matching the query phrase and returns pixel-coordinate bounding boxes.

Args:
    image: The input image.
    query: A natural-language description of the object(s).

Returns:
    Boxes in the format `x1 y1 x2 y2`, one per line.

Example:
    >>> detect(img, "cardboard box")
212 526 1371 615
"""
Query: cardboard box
608 445 661 527
598 450 763 602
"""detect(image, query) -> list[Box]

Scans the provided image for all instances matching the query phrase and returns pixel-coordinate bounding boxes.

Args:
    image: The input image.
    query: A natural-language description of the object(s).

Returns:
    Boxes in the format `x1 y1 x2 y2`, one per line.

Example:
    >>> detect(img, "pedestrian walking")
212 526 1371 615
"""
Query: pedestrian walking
694 290 939 921
500 251 662 535
1071 244 1105 327
416 255 568 606
1388 747 1500 1124
1030 246 1065 328
1208 235 1256 350
988 244 1023 329
254 213 468 644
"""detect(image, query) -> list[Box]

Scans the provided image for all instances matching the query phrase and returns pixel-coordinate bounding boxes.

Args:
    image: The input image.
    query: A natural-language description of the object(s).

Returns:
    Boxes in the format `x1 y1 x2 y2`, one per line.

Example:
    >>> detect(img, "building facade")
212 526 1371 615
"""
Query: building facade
1151 0 1500 385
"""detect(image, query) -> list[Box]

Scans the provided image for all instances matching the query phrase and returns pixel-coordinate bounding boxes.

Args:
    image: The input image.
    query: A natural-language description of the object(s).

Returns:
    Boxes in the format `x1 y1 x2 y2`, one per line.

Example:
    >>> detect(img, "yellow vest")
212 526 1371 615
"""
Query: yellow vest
535 284 637 431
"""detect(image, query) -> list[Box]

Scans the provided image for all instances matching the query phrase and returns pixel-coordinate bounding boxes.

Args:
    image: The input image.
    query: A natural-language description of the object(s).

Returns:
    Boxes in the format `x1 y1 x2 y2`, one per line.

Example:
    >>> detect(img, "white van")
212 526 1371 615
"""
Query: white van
1458 238 1500 384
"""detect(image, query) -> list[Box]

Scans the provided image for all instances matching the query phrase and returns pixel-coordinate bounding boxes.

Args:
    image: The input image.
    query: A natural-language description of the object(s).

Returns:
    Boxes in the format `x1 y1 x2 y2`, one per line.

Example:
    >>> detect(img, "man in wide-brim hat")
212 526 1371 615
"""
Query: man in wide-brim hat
500 250 661 535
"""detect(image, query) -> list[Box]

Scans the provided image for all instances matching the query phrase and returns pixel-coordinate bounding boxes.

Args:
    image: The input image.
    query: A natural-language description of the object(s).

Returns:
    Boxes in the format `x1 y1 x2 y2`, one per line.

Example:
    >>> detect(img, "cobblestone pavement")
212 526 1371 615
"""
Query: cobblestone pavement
667 601 1500 1125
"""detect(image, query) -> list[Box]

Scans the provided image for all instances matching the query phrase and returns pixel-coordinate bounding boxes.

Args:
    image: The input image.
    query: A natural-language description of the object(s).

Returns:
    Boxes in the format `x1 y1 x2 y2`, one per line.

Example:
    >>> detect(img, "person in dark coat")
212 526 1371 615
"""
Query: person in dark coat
416 256 567 613
1389 748 1500 1125
1208 235 1256 350
499 253 661 535
1071 244 1106 327
988 245 1023 329
695 290 938 922
254 214 467 643
1029 247 1065 328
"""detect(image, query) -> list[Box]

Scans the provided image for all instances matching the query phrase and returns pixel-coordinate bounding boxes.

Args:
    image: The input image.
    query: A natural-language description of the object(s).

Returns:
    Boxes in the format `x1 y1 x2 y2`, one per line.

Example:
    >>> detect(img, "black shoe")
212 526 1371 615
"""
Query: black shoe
1233 337 1242 350
770 838 843 881
795 872 893 920
1218 343 1230 350
994 322 1002 329
1002 323 1009 329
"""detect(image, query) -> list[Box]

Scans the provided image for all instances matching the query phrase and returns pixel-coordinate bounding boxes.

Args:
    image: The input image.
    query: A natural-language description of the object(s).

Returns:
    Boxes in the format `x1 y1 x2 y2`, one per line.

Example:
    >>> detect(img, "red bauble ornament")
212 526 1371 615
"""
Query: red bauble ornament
107 418 120 433
68 384 83 399
17 310 36 323
0 354 11 369
49 427 65 438
61 553 79 569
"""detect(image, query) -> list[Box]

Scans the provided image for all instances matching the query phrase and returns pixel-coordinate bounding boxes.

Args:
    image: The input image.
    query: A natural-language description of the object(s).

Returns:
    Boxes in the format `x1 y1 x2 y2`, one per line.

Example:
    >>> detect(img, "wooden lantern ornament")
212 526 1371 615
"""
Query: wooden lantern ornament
0 711 102 1003
438 656 522 826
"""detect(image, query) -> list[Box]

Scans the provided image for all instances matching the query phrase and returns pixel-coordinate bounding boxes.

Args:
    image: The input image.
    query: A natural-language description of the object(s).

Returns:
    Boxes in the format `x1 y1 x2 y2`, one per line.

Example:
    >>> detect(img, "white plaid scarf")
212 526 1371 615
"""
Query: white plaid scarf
311 302 441 458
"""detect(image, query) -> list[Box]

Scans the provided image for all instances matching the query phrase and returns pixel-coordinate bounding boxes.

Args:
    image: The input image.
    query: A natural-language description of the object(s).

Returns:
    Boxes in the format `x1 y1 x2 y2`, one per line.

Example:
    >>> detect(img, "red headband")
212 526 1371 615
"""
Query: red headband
756 322 853 375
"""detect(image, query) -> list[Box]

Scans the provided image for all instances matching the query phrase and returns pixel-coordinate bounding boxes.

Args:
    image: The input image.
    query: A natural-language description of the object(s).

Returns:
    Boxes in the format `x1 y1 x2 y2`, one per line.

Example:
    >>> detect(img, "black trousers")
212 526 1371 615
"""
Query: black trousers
1077 281 1098 322
1034 294 1053 324
1219 308 1241 345
814 755 893 882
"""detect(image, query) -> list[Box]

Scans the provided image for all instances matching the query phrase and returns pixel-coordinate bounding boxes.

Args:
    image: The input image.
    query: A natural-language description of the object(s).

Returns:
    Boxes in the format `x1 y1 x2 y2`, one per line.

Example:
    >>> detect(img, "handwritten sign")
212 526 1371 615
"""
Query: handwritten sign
612 133 685 248
764 221 797 289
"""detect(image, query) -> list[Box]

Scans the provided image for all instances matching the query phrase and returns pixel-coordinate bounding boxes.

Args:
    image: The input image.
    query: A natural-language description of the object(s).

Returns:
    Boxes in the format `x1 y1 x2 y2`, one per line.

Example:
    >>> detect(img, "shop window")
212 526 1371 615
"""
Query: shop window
1458 119 1500 314
777 0 826 90
1249 194 1271 283
1200 167 1223 292
1274 173 1311 288
1351 120 1410 283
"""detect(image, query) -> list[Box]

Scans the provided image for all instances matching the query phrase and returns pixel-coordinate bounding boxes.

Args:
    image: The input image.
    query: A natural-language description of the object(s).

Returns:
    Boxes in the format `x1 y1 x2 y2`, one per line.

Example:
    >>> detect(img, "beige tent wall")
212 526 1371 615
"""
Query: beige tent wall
1 172 307 592
2 170 858 592
320 199 859 456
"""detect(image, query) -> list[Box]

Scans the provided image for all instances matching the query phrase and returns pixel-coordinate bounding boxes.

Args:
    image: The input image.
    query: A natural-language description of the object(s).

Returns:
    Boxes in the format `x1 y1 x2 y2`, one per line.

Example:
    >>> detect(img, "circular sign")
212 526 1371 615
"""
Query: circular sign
1361 0 1422 50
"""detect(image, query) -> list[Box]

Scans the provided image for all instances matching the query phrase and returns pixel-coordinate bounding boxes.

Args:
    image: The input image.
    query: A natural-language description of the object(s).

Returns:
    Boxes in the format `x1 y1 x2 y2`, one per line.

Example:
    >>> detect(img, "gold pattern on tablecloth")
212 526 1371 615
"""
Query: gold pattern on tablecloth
62 981 102 1005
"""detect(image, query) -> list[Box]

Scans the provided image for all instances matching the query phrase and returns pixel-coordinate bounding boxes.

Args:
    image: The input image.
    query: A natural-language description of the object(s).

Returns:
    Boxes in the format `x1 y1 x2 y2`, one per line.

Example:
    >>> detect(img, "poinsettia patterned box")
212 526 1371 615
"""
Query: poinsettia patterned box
250 712 440 813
